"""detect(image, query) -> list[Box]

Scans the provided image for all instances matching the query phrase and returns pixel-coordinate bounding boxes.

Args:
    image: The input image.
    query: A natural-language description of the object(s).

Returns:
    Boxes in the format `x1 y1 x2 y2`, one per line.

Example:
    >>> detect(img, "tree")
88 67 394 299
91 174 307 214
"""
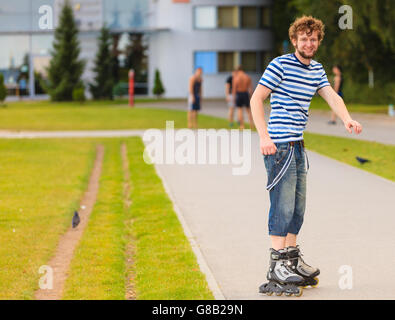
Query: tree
45 0 85 101
125 33 148 82
89 25 114 100
272 0 298 57
152 69 165 98
0 73 7 104
290 0 395 84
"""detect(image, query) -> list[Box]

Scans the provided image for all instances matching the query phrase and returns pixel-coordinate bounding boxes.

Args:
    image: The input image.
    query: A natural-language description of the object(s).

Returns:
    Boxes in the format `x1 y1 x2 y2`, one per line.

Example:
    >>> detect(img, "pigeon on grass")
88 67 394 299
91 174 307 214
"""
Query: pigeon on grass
356 156 370 164
72 211 80 228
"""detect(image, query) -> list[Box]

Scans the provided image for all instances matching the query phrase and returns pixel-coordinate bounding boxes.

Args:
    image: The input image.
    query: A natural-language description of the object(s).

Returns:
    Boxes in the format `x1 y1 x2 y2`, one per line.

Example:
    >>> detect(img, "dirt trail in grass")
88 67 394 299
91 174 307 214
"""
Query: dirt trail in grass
121 143 136 300
35 145 105 300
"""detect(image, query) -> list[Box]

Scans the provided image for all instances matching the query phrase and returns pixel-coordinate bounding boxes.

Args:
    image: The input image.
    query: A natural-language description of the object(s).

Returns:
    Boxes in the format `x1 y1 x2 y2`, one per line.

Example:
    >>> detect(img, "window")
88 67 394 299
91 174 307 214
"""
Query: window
241 7 258 28
194 6 216 29
194 51 217 74
260 52 271 72
195 51 270 74
217 6 239 28
218 52 236 72
261 7 271 27
241 52 257 72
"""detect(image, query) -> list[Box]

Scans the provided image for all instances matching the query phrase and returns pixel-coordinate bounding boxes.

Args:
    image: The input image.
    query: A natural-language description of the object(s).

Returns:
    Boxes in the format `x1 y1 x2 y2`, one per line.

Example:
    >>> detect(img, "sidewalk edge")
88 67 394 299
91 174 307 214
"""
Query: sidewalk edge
153 164 226 300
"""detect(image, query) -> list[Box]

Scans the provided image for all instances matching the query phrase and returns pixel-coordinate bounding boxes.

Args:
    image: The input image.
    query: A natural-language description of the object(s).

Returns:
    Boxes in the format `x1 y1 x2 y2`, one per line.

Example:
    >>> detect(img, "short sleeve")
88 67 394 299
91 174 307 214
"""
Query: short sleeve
317 68 330 90
259 58 284 90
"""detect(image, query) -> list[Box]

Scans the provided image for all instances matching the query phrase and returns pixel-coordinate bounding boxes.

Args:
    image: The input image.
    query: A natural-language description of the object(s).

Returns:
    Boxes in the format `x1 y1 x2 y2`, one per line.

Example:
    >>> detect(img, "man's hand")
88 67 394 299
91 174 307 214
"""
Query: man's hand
344 119 362 134
260 137 277 155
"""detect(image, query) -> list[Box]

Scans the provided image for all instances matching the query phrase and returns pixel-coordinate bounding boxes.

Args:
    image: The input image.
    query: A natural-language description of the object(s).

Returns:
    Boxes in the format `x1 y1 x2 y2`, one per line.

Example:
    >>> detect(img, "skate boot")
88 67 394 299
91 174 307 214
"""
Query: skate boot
259 248 305 297
286 246 320 288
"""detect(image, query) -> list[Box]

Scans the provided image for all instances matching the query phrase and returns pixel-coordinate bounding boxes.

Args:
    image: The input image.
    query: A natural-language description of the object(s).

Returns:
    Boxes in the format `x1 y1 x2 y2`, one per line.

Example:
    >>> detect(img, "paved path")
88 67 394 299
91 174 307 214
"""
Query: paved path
155 132 395 299
141 100 395 145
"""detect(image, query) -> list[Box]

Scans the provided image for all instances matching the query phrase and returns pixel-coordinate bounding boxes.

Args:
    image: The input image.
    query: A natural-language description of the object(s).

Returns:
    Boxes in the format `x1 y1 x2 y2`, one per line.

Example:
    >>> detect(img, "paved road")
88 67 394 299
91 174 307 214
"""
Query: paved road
141 100 395 146
155 132 395 300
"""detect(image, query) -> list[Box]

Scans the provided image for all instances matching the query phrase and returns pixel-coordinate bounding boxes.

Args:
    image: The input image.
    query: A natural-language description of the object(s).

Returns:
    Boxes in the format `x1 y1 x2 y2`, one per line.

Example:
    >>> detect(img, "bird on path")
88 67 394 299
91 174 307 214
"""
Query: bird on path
356 156 370 164
72 211 80 228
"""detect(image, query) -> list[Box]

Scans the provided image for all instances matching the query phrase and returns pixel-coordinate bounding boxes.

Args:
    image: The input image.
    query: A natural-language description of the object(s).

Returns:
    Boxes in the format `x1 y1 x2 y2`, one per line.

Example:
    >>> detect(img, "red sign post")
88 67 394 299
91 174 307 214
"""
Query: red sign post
128 69 135 107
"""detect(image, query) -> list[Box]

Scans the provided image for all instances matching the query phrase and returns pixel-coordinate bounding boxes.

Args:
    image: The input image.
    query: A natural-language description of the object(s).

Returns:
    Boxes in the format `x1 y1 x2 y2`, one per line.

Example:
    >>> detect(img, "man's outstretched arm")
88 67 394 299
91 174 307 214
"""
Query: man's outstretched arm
318 86 363 134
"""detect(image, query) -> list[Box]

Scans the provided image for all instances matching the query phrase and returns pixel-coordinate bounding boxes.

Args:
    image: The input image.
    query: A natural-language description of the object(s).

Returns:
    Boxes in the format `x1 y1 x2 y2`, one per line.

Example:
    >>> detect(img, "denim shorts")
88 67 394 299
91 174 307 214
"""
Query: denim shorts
263 140 308 237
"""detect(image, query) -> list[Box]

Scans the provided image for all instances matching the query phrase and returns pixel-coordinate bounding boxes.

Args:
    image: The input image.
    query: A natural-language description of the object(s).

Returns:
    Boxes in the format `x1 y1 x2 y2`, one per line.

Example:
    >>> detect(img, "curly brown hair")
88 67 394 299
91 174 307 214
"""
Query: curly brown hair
289 16 325 44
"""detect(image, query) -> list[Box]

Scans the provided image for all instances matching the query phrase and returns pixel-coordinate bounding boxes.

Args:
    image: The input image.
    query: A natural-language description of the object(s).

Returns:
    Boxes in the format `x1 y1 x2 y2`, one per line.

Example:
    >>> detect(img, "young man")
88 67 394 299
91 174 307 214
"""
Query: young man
232 66 255 130
188 67 203 129
250 16 362 296
225 70 236 127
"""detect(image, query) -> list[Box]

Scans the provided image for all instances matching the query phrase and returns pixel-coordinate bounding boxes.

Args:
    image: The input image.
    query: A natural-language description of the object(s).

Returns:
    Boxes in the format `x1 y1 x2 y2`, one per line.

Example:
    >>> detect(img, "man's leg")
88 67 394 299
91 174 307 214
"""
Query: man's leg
228 106 235 124
271 235 286 251
237 107 244 129
285 233 297 247
192 110 198 129
287 143 307 238
187 111 193 129
265 148 297 247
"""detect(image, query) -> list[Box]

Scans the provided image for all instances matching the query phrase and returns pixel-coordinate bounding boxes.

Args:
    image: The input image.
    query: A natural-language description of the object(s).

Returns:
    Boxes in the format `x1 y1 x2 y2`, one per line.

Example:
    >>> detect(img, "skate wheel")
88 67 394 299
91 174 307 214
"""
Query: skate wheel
275 291 283 296
285 292 292 297
312 277 319 288
294 287 303 297
266 291 273 296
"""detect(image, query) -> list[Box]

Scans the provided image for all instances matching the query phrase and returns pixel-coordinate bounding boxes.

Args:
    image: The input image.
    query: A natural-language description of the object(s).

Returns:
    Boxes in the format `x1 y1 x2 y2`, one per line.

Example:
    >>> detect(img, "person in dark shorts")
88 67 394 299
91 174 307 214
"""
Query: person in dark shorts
232 65 255 129
188 67 203 128
328 65 344 125
225 70 236 127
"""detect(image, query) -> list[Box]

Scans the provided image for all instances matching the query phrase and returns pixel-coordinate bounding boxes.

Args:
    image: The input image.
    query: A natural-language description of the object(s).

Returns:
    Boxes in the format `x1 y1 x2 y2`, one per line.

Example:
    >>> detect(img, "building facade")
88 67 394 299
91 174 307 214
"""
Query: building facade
0 0 273 98
148 0 272 97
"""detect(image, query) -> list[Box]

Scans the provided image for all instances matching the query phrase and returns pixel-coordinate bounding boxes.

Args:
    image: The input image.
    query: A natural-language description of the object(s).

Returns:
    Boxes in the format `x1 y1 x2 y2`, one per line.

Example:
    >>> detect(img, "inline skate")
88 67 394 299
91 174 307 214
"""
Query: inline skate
259 248 305 297
286 246 320 288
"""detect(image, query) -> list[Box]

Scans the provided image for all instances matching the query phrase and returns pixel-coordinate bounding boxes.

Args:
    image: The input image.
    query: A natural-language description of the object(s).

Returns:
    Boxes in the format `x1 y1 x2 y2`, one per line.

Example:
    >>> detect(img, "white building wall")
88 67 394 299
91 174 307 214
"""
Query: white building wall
148 0 273 98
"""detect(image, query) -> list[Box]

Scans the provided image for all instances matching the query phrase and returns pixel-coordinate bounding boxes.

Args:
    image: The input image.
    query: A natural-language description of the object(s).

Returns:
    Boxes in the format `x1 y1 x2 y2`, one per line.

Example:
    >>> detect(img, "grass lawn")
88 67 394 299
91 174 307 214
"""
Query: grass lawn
64 138 213 299
63 140 127 300
0 137 214 300
309 96 389 114
0 139 96 299
304 132 395 182
0 100 229 131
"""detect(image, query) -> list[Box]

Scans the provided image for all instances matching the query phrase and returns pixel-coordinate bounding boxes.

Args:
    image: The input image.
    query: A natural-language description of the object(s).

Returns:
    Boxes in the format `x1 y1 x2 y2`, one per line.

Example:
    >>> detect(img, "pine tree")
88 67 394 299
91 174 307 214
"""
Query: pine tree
90 25 114 100
0 73 7 104
125 33 148 82
45 0 85 101
153 69 165 98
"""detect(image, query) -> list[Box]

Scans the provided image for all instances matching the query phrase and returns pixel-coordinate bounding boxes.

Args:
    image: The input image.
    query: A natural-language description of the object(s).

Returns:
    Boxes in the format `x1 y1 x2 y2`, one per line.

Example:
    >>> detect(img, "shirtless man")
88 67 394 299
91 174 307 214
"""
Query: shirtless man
232 66 255 129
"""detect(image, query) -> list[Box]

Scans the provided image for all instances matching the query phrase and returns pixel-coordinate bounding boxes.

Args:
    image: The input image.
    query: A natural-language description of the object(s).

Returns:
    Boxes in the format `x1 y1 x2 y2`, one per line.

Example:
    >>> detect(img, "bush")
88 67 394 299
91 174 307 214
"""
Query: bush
0 73 6 104
343 81 395 105
72 87 86 103
153 69 165 97
112 82 128 97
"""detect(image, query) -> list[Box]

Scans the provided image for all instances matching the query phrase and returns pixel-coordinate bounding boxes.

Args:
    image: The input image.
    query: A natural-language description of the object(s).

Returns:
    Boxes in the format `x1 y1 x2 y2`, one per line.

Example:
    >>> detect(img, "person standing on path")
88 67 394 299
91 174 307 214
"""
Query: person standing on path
233 66 255 130
188 67 203 129
225 70 236 127
328 64 344 125
250 16 363 296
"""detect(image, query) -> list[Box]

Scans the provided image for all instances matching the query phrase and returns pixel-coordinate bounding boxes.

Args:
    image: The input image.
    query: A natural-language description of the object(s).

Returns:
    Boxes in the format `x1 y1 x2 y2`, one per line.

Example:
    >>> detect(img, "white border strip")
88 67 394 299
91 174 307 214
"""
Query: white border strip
153 163 226 300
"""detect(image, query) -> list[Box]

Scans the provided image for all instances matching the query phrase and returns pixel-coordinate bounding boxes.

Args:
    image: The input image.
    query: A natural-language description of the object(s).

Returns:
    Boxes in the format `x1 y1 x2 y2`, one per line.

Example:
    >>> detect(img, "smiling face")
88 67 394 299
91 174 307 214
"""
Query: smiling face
292 30 320 59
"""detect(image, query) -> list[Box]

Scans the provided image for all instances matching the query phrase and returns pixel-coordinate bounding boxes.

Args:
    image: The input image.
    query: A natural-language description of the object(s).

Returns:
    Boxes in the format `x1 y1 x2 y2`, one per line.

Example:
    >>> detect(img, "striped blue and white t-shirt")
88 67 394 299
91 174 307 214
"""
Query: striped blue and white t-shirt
259 53 330 143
